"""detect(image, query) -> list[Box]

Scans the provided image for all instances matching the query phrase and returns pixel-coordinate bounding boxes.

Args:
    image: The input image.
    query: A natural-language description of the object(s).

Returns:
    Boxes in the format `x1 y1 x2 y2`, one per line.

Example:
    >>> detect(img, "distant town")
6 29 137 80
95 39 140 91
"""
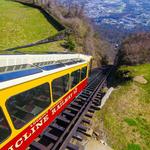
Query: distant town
61 0 150 41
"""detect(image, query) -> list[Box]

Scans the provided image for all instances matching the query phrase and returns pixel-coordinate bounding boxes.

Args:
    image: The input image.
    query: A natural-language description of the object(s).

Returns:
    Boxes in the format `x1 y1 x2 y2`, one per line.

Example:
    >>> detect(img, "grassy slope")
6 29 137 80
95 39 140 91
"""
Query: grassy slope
0 0 64 53
17 40 65 53
94 64 150 150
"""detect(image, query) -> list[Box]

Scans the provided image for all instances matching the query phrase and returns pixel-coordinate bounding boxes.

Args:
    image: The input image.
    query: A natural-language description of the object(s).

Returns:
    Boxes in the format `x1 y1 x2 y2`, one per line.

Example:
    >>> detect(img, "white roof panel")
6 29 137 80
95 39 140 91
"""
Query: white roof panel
0 54 92 90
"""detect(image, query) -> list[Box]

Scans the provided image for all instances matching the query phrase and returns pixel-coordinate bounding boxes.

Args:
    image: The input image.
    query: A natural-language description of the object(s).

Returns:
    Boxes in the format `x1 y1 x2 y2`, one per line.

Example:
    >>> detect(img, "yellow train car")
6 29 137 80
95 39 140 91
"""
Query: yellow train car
0 54 92 150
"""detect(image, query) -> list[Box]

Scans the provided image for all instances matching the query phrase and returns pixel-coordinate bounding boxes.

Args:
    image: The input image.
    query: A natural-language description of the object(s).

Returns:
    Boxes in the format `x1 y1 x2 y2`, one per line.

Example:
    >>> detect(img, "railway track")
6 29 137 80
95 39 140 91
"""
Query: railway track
29 66 112 150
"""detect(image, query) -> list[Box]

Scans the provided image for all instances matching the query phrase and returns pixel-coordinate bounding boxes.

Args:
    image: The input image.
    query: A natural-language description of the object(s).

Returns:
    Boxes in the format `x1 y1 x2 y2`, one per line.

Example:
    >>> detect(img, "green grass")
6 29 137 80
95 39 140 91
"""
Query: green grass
93 64 150 150
121 64 150 103
126 143 141 150
124 118 137 126
17 40 65 53
0 0 61 52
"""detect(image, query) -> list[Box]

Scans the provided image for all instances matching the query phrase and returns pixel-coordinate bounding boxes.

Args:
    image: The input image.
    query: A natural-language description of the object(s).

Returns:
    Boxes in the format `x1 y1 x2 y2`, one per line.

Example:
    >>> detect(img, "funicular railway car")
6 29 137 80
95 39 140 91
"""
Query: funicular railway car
0 54 92 150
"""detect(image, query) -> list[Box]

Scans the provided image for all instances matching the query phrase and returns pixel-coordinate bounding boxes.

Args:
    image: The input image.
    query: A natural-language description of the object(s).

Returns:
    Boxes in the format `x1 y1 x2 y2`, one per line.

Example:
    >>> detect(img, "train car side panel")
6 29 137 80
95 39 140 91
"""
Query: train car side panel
1 78 88 150
0 63 89 150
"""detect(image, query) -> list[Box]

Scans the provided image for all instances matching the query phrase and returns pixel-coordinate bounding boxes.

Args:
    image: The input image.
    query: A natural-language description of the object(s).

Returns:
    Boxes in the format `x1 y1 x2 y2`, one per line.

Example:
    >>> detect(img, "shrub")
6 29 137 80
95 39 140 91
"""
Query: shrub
64 38 76 51
115 68 133 82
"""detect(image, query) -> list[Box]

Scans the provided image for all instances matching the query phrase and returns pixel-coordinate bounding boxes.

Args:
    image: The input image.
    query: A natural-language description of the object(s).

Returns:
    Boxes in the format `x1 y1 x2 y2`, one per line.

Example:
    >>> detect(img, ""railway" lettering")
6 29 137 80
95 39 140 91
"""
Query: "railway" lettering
51 88 78 115
51 92 73 115
8 114 49 150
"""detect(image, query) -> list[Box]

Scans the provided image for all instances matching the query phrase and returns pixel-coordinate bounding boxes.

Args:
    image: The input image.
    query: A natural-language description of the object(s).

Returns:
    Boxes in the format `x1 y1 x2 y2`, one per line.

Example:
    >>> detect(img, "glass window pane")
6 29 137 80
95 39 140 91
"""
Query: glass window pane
6 83 51 129
81 67 87 80
52 74 69 102
0 108 11 143
0 67 5 73
71 70 80 88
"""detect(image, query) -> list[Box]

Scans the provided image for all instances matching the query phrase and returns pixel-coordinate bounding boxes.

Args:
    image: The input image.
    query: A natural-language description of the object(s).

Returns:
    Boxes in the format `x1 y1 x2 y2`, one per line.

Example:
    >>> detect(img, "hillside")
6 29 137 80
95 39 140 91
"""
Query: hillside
93 64 150 150
0 0 114 67
0 0 65 53
118 33 150 65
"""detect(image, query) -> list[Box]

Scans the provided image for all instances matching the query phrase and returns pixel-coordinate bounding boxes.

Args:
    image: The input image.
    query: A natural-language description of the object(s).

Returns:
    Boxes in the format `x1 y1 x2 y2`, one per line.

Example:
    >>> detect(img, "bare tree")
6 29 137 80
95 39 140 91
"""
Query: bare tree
118 32 150 65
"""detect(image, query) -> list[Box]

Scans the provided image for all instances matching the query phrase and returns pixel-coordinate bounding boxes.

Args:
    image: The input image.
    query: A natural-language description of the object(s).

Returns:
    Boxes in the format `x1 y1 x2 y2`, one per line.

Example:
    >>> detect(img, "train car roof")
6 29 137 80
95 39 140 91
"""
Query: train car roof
0 54 92 90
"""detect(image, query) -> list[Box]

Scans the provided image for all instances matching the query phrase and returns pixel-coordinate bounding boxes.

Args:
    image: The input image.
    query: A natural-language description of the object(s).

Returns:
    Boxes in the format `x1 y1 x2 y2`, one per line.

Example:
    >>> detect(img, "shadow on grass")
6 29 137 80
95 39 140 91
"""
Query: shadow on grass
107 67 133 88
1 0 67 54
12 0 65 31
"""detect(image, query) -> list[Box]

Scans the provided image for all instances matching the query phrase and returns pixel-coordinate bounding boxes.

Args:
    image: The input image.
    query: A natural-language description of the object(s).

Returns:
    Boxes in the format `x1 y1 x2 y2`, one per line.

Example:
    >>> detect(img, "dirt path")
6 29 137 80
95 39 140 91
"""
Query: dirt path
84 139 113 150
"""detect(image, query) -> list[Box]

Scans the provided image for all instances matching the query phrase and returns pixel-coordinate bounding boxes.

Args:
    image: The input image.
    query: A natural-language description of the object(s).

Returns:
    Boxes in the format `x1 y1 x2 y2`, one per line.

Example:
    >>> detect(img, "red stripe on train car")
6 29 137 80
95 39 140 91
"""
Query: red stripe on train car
1 78 88 150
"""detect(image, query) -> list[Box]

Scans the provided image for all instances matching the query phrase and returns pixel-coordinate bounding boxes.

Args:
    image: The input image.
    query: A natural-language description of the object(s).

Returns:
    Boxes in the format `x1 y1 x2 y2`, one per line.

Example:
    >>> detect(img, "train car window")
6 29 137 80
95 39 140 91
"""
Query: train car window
52 74 69 102
6 83 51 129
0 107 11 143
81 67 87 80
71 69 80 88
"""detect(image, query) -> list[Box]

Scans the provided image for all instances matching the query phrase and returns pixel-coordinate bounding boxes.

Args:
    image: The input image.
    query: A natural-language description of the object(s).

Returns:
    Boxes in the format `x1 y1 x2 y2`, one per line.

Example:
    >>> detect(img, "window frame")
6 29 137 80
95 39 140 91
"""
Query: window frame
81 66 87 80
52 74 70 102
6 82 51 129
0 107 11 143
70 69 81 88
